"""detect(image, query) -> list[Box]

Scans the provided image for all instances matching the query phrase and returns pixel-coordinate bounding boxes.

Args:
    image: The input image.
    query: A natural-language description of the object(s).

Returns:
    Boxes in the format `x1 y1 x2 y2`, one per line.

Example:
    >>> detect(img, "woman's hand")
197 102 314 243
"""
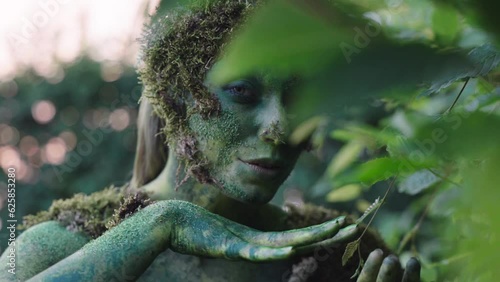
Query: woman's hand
168 200 358 261
357 249 421 282
23 200 360 281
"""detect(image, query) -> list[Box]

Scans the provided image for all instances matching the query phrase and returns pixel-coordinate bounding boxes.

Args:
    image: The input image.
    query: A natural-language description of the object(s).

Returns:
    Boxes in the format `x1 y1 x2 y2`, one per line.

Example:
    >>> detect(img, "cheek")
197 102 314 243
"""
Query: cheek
188 111 245 164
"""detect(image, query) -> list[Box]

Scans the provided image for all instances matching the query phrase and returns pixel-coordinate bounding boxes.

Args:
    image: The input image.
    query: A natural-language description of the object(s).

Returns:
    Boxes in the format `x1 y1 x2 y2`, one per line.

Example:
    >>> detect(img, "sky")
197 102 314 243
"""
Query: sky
0 0 160 81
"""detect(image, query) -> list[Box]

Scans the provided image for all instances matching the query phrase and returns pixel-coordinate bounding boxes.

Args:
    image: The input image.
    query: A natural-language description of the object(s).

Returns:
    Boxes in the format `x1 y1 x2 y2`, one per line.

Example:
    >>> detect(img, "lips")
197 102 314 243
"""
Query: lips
239 158 285 176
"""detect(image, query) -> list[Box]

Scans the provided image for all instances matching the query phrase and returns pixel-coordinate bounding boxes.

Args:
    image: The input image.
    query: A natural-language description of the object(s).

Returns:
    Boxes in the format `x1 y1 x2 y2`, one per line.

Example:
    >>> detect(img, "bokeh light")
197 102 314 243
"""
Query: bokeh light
42 137 67 165
101 62 124 82
109 108 130 131
59 131 77 151
0 146 21 170
0 124 20 146
32 100 56 124
19 135 39 157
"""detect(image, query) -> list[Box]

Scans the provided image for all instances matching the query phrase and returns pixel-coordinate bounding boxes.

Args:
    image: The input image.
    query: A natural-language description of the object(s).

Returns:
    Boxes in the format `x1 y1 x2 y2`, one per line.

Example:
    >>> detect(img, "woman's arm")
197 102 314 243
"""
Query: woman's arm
27 201 172 281
19 200 353 281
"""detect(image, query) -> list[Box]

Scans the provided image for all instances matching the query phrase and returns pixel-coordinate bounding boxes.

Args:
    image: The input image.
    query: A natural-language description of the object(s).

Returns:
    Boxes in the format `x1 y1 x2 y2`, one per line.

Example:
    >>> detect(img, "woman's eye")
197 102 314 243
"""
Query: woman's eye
228 85 247 95
224 82 259 104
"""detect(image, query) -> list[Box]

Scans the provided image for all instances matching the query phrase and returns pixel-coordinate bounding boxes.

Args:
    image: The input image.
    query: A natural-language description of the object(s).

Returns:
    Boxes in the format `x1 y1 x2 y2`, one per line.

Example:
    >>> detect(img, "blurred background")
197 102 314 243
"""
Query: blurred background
1 0 500 281
0 0 160 247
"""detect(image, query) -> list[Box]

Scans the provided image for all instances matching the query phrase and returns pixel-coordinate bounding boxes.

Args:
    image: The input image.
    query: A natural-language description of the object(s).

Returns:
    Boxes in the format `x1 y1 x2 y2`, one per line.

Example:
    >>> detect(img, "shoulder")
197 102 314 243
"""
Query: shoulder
21 185 151 238
0 221 89 281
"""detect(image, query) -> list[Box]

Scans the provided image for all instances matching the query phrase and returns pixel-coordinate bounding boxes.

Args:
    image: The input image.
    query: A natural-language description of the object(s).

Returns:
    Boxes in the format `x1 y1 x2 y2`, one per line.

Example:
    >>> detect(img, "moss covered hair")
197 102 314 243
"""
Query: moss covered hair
136 0 255 186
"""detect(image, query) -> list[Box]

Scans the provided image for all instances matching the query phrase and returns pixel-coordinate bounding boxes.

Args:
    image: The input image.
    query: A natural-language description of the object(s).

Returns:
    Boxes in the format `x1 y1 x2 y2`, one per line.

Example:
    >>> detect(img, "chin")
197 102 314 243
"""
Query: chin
240 192 274 205
223 182 278 205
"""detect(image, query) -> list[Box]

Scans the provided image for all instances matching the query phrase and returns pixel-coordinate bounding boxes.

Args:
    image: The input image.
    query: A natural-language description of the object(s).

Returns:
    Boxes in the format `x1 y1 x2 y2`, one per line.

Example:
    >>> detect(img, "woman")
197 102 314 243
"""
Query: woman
0 1 420 281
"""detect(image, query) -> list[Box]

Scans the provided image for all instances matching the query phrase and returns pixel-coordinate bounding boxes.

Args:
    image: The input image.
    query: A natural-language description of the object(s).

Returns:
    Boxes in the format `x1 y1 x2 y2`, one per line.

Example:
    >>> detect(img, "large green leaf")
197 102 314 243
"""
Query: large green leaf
208 0 357 84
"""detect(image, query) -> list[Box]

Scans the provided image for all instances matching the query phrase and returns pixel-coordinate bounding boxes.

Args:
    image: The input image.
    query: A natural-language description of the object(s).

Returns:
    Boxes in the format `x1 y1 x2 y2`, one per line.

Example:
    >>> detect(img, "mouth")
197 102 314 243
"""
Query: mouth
239 158 285 176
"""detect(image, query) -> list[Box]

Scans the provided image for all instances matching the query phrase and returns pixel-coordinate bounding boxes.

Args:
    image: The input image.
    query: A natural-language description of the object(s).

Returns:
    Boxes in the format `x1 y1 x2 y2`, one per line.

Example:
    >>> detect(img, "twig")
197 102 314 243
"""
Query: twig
445 77 470 114
357 177 397 240
397 171 450 254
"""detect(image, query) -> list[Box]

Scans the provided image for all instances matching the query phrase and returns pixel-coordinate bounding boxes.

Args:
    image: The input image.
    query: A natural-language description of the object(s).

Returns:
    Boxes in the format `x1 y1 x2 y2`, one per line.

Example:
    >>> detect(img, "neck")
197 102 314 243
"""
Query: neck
141 147 287 230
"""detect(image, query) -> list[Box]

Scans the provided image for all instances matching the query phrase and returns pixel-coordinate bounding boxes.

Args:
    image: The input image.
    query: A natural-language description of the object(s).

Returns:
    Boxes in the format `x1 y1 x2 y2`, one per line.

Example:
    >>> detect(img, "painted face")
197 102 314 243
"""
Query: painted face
188 63 303 204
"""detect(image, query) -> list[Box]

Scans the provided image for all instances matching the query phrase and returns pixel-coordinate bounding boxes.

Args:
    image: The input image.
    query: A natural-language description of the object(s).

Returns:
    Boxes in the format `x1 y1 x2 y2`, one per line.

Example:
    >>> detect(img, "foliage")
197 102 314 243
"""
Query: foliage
213 0 500 280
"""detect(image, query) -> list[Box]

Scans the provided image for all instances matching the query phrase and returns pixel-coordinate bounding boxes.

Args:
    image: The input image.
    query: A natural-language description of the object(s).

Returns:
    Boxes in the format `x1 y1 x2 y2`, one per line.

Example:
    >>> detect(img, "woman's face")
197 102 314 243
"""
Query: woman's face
187 60 303 204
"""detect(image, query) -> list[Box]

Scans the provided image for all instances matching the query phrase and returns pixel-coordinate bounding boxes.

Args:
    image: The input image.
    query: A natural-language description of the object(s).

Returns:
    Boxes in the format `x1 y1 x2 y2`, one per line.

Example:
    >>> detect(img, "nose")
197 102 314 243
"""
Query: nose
258 95 288 145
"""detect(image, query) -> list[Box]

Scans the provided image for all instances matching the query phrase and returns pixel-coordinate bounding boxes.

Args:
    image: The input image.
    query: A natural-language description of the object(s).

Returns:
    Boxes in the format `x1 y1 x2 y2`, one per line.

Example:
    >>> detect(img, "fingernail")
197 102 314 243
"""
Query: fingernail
368 249 384 261
384 255 400 265
406 257 421 272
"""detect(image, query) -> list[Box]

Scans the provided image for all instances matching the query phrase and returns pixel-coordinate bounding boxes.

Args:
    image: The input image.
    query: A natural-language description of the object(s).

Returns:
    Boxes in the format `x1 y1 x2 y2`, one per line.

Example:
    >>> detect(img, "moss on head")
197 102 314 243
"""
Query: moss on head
139 0 253 123
138 0 257 185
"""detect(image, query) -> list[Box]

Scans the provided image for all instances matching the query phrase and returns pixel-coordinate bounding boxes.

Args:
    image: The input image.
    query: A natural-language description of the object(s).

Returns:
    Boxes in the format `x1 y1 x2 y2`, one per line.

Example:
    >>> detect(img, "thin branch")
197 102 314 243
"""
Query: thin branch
426 168 462 188
426 252 471 268
397 173 448 254
445 77 470 114
357 177 397 240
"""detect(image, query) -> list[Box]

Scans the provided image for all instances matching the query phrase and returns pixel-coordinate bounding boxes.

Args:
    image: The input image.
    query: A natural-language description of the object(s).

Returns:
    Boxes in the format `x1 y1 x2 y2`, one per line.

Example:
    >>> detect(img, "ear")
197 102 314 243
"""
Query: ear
131 98 168 188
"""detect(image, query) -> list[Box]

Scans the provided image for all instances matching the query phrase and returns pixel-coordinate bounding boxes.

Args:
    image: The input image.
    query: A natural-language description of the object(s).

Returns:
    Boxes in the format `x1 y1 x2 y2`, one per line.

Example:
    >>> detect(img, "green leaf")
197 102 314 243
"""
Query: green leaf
432 4 460 46
326 184 362 202
209 0 356 84
342 240 360 266
398 169 440 195
326 141 364 177
424 44 500 95
339 157 401 186
332 157 426 188
289 116 327 145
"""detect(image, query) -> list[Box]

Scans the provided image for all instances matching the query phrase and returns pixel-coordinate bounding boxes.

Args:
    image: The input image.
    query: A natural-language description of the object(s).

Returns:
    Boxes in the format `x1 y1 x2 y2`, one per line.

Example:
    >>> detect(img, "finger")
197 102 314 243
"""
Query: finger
402 257 421 282
226 216 346 248
357 249 384 282
225 244 293 262
376 255 402 282
292 224 358 256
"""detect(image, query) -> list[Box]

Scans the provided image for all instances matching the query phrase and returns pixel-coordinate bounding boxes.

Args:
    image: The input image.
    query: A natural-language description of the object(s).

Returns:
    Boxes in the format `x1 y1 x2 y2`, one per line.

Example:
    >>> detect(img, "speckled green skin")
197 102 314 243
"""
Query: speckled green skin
0 221 89 281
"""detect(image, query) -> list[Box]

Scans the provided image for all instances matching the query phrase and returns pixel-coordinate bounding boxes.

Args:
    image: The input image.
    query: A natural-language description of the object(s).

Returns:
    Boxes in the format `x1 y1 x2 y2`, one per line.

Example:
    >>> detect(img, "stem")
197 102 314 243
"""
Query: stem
397 171 450 254
426 252 471 268
445 78 470 114
357 177 397 240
